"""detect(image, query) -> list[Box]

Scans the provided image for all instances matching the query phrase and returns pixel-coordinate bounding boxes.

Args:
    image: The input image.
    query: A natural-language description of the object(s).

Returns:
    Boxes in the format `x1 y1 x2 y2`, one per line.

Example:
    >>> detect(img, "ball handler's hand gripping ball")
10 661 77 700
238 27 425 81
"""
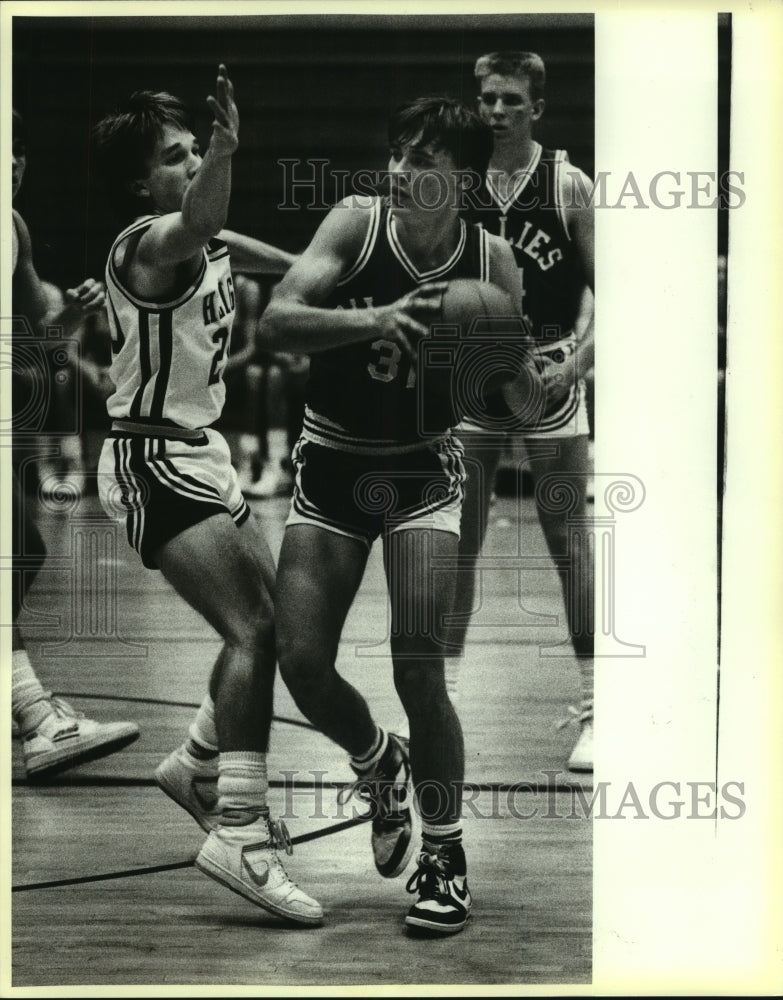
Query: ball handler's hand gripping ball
417 278 544 431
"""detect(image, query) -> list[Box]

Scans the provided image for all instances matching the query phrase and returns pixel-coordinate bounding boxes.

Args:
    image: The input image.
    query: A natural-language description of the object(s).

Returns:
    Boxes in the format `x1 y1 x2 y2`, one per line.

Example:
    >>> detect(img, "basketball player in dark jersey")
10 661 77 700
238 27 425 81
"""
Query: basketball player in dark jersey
259 97 534 935
11 108 140 779
452 51 595 772
92 66 321 925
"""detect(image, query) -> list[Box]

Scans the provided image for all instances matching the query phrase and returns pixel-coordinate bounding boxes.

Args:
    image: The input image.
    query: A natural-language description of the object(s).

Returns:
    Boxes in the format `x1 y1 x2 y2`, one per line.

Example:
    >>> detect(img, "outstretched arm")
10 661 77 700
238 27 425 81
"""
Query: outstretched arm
220 230 297 275
135 64 240 268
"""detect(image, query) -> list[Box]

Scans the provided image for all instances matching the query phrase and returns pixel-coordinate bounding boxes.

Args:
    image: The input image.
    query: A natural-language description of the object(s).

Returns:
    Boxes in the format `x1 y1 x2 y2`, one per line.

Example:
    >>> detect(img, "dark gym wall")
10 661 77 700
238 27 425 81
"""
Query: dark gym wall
13 14 595 290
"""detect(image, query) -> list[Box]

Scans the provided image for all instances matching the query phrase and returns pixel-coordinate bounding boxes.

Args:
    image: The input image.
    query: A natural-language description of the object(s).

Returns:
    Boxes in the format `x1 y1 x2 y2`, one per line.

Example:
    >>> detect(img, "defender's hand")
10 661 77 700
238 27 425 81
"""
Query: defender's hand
207 64 239 157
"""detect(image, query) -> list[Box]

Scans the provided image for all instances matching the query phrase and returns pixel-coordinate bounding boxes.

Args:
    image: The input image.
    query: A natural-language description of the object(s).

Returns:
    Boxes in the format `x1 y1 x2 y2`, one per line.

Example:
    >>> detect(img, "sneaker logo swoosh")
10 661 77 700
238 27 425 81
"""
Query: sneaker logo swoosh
192 781 218 813
242 853 270 888
451 882 470 903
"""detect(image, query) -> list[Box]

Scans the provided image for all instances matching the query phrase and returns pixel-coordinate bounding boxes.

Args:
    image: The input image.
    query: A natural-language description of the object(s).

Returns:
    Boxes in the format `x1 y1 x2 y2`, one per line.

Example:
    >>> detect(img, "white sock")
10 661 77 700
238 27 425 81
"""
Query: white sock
12 650 52 734
217 752 268 822
187 694 218 755
350 727 387 774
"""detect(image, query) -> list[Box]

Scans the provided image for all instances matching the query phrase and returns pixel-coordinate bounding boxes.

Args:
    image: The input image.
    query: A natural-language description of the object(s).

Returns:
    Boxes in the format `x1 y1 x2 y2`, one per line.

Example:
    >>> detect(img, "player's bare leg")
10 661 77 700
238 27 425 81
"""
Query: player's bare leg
155 514 276 750
276 523 416 881
526 434 594 771
384 526 472 935
442 439 504 693
154 513 322 925
12 468 139 779
276 524 376 754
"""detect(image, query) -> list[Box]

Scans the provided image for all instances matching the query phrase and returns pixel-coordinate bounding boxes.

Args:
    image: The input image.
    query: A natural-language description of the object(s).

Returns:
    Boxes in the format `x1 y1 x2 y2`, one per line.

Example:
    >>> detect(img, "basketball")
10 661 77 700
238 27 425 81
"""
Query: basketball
438 278 515 333
421 278 542 431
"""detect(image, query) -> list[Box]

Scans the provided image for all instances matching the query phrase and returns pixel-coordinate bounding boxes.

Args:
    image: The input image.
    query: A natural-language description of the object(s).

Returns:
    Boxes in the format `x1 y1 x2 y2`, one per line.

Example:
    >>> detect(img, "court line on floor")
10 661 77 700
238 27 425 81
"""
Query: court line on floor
14 776 593 793
11 815 370 893
31 634 566 647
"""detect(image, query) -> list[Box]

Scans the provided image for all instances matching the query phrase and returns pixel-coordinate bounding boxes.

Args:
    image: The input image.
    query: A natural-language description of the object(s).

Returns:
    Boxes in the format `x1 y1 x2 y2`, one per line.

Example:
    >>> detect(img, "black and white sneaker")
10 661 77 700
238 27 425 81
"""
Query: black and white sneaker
405 850 472 935
337 733 414 878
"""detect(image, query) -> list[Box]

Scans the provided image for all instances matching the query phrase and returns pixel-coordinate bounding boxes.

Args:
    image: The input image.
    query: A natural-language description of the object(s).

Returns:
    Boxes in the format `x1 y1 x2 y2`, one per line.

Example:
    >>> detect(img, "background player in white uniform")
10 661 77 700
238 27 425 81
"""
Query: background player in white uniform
449 51 595 772
93 66 321 925
259 97 535 935
11 108 140 779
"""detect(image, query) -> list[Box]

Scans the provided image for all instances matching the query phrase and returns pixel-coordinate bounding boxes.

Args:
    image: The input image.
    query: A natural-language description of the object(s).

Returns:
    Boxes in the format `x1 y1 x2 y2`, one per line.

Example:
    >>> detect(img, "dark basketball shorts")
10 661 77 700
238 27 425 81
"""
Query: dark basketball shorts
285 434 466 547
98 424 249 569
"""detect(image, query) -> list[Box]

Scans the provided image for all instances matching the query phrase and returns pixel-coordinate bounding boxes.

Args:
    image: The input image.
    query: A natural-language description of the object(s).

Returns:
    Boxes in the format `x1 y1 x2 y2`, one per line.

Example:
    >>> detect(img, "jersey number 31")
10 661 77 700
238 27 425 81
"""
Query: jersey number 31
367 339 416 388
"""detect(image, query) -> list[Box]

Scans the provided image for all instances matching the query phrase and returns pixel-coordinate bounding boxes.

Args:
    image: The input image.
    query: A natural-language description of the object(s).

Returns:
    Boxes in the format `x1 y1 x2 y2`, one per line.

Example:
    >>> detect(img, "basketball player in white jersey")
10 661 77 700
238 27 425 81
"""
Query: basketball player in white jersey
92 66 321 925
258 97 536 935
451 51 595 771
11 108 141 778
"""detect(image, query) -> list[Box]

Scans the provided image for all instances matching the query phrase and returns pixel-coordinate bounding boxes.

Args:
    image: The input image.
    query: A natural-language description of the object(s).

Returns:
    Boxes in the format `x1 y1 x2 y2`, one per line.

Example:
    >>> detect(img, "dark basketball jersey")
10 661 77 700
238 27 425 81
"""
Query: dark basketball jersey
305 197 492 451
468 143 585 348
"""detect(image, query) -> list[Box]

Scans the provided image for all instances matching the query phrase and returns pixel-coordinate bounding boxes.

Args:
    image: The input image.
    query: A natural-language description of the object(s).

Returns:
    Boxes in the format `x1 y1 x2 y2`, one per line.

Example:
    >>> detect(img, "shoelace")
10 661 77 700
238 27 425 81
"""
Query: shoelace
336 776 375 808
556 705 593 730
267 817 294 857
337 773 410 822
236 814 302 890
406 852 448 898
222 809 294 857
49 696 84 722
17 695 81 740
337 740 410 807
263 817 303 890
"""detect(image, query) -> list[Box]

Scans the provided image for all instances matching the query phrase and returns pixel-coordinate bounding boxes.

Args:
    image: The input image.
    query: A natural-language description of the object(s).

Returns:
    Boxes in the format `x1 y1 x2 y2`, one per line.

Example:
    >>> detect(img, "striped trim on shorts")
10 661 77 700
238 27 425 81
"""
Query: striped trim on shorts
98 424 249 569
285 433 467 547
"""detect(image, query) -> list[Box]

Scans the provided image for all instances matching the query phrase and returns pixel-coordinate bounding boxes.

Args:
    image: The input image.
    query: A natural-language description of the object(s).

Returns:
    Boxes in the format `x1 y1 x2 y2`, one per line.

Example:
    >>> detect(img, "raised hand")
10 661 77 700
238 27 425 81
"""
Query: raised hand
206 64 239 157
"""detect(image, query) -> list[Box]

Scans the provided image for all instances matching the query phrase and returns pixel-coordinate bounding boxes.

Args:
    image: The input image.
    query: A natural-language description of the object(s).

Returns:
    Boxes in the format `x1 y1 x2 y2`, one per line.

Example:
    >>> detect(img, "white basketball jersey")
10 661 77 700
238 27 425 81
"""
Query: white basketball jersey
105 215 236 429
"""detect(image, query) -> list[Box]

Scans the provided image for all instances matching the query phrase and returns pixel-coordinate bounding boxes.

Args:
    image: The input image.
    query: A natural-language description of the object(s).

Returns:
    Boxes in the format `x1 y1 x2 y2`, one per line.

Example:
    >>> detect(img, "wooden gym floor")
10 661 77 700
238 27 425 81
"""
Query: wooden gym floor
9 458 592 990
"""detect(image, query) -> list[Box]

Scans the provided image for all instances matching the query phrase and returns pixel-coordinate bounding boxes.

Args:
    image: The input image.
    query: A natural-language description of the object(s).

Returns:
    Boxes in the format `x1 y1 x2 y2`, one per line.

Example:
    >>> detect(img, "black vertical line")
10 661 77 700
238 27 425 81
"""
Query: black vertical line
150 310 173 421
108 296 125 355
129 309 151 418
715 11 732 812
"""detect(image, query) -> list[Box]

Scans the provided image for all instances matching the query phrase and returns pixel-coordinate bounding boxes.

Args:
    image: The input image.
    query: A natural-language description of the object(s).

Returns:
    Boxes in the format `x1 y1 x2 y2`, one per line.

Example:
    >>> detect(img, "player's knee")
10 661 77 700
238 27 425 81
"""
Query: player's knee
393 660 447 713
223 605 274 654
251 611 275 654
277 631 327 694
390 627 450 663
